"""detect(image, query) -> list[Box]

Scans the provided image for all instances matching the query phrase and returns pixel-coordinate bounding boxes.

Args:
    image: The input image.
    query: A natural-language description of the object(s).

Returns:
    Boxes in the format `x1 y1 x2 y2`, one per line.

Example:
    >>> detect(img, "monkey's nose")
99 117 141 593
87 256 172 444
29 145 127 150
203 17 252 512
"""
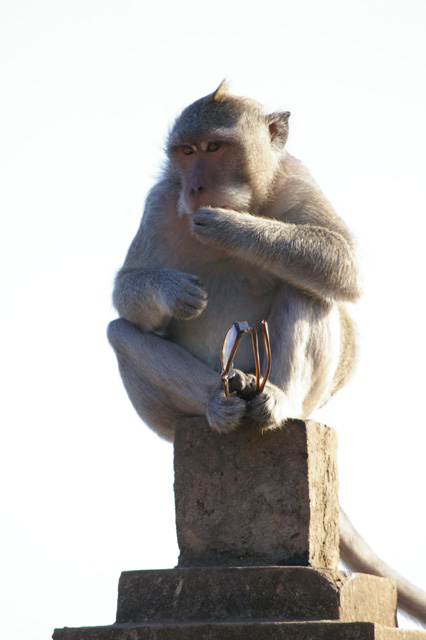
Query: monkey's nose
188 186 205 210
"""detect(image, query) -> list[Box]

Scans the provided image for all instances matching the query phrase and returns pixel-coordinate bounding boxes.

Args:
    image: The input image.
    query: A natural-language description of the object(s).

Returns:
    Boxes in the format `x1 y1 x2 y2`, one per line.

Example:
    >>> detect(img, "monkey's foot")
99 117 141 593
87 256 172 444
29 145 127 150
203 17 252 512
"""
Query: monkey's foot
246 381 288 431
206 386 246 434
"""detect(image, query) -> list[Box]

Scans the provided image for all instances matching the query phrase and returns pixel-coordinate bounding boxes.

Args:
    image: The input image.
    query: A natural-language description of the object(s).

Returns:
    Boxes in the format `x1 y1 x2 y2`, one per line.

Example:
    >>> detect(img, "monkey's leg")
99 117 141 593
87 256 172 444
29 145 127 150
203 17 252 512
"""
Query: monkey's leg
244 293 342 430
107 318 245 441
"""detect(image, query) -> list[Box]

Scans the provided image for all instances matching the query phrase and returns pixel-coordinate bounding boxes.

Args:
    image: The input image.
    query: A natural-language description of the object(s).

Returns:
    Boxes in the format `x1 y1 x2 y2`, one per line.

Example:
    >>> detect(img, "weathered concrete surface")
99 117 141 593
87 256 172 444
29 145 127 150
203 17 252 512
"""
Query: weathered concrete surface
174 417 339 569
52 621 426 640
54 418 426 640
116 567 397 626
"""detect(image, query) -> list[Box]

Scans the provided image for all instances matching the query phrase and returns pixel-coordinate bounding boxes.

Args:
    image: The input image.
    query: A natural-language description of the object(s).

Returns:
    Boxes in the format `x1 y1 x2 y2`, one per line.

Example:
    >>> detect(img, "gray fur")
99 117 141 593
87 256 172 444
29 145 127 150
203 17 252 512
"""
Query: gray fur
109 87 360 439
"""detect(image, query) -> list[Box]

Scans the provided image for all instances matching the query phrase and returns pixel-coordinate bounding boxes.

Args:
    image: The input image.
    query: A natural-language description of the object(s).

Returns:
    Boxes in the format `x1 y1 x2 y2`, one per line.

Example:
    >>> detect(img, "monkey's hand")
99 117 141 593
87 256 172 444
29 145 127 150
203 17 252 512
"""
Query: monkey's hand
113 268 208 330
159 271 208 321
191 207 242 247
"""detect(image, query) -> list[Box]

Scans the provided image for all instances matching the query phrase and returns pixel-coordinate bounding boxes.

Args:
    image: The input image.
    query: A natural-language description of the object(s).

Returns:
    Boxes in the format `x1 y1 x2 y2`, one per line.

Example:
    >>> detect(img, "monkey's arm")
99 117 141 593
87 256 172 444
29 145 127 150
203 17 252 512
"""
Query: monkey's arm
112 182 208 331
113 267 208 332
192 207 360 302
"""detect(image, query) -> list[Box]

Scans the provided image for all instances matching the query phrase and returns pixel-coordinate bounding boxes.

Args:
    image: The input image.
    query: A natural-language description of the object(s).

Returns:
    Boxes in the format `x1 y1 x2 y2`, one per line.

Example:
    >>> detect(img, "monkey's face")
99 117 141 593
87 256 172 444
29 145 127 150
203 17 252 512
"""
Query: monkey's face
166 85 290 217
170 136 254 217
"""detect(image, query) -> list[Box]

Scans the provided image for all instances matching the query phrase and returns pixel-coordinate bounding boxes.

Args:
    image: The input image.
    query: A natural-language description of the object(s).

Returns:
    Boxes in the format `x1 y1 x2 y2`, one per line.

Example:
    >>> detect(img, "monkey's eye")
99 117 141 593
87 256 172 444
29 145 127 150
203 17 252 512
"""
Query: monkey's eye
182 145 195 156
207 141 220 152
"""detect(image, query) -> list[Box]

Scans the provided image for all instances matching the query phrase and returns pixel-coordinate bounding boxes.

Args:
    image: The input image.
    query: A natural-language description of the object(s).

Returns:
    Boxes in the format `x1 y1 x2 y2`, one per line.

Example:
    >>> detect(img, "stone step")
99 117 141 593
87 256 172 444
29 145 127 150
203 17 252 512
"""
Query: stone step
116 566 397 627
53 621 426 640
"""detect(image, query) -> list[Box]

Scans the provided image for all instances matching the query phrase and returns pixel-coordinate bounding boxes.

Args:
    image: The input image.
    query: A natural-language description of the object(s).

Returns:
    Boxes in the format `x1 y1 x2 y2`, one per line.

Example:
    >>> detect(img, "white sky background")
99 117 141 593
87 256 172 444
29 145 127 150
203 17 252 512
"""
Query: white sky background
1 0 425 637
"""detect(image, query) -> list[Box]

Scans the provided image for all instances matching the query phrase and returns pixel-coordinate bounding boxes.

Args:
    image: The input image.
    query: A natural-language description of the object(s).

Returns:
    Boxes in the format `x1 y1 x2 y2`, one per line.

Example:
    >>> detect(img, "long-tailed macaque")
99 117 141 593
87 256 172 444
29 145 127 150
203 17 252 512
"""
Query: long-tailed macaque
108 83 426 625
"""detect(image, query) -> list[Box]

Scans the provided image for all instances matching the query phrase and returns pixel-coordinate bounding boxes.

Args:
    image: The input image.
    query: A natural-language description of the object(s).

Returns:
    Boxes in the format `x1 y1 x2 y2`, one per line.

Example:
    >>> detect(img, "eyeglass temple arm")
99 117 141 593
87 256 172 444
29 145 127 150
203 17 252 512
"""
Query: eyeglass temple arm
222 331 243 398
250 329 261 391
258 320 271 393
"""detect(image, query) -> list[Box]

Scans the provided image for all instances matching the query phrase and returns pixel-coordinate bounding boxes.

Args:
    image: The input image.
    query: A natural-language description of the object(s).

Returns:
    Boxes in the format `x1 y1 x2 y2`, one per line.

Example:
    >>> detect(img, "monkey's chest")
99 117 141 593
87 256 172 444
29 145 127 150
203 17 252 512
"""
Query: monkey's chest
169 265 277 372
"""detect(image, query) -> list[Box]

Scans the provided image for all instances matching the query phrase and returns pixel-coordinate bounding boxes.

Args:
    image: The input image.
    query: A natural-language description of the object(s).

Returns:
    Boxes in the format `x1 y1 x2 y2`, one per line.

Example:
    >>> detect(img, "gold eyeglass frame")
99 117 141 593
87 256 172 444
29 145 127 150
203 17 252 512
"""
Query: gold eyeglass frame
220 319 271 398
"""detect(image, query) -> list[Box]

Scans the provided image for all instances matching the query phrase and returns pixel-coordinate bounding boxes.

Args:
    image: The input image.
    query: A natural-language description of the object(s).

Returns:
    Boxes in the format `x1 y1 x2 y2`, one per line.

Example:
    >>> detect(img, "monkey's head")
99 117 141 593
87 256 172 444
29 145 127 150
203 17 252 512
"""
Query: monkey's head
166 82 291 217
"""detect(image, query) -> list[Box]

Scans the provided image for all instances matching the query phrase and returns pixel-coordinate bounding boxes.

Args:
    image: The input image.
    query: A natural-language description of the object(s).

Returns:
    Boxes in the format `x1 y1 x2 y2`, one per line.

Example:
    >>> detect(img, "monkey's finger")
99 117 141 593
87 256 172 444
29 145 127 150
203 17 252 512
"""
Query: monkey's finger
181 286 208 305
228 371 247 394
186 280 208 298
206 386 246 434
191 215 210 227
170 288 208 320
192 209 221 225
186 275 207 289
175 291 208 309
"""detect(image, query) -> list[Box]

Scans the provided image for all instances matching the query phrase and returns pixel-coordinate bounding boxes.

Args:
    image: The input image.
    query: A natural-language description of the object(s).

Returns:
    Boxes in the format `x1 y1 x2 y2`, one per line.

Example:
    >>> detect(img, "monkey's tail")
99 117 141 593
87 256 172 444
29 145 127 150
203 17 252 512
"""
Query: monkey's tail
339 508 426 626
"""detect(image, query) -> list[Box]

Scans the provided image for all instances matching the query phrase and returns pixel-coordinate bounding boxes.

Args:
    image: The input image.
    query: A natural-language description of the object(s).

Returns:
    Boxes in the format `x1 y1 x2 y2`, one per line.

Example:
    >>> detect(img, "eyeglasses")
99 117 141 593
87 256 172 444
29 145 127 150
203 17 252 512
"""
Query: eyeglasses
220 320 271 398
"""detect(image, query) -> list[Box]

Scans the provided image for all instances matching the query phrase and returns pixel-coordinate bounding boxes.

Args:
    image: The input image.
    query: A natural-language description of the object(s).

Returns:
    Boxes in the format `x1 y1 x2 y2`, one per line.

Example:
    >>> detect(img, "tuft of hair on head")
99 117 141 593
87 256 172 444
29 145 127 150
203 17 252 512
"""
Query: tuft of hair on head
212 80 229 103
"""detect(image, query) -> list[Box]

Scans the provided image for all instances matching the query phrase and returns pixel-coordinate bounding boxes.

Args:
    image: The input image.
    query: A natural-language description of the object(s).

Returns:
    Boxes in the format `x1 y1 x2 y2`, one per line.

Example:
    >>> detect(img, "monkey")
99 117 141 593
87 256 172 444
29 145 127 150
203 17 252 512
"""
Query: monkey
107 83 426 625
108 82 360 439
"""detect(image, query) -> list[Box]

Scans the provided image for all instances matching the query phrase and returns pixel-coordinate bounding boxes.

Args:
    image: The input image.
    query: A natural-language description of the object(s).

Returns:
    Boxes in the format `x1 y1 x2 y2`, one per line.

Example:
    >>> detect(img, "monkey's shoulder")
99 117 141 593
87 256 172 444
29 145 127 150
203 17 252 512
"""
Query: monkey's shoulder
142 179 180 225
263 155 353 238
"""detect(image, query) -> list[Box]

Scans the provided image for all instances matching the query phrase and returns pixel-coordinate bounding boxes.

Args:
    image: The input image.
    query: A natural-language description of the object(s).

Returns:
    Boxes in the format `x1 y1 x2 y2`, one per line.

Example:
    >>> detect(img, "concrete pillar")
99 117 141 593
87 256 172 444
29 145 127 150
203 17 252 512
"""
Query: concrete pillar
53 417 426 640
174 417 339 569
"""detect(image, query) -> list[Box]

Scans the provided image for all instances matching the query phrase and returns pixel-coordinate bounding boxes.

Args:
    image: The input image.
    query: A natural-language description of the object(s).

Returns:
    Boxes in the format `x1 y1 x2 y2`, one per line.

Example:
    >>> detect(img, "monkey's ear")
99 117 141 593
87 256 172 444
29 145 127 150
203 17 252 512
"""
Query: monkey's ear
267 111 291 149
212 80 229 102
